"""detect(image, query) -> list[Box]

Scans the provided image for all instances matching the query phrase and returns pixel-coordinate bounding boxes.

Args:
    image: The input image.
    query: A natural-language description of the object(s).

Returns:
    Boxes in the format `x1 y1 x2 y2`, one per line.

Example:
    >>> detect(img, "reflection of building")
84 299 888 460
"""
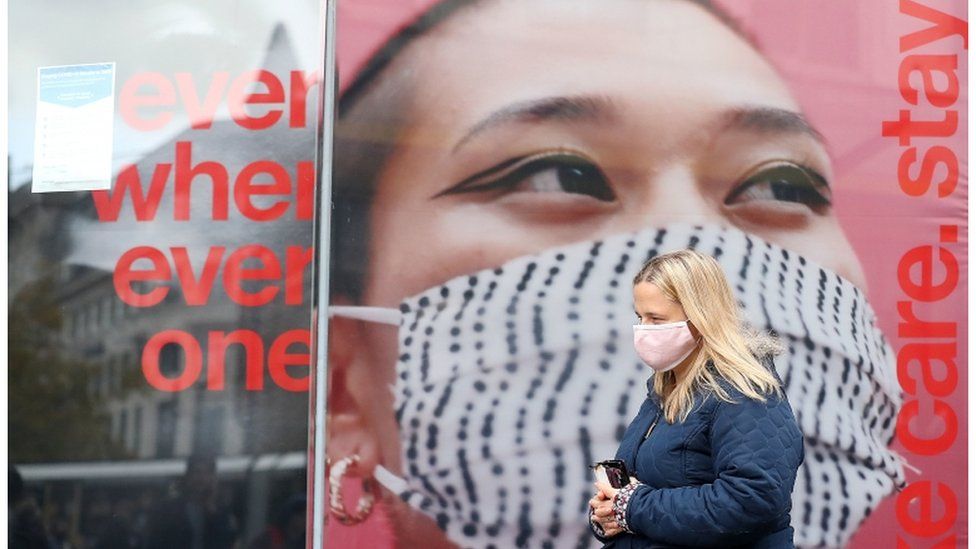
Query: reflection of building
8 25 316 545
55 261 254 459
10 183 311 461
8 79 314 460
9 148 312 543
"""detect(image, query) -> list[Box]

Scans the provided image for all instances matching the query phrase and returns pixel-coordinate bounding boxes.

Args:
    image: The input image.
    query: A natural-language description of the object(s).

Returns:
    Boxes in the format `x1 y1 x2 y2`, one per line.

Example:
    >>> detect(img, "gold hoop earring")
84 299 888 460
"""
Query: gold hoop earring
328 454 376 525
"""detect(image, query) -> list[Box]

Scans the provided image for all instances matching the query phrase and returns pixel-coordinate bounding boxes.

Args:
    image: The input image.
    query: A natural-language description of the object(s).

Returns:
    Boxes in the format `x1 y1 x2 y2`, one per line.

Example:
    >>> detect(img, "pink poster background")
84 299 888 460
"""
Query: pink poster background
325 0 968 546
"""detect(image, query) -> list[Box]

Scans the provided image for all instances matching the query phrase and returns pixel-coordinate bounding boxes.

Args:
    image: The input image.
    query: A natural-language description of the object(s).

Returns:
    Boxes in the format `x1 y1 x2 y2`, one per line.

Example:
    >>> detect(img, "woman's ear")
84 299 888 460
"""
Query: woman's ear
326 296 382 476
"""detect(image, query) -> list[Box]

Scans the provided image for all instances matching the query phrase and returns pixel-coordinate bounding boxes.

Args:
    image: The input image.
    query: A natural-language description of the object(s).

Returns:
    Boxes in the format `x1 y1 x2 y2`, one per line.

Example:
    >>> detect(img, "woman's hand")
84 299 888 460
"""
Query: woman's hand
590 481 623 537
594 480 620 500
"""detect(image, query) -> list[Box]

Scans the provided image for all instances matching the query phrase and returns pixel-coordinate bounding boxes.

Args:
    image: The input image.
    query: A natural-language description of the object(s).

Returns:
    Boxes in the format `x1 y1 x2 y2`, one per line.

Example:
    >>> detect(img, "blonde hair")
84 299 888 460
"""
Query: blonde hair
633 248 783 422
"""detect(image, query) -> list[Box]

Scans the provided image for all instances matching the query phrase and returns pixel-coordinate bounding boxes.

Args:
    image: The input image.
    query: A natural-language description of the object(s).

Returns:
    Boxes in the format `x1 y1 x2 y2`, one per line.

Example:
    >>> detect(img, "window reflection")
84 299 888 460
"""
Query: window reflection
8 1 318 547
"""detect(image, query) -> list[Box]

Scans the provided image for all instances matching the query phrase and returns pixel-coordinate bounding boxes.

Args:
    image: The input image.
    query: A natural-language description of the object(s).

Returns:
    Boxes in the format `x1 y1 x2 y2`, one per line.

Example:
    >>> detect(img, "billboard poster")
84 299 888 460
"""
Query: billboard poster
321 0 968 547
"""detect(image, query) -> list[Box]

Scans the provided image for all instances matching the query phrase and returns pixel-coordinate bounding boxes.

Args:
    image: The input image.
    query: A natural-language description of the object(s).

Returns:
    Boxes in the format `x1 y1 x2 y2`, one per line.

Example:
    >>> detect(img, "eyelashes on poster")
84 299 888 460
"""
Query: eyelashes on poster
325 0 966 547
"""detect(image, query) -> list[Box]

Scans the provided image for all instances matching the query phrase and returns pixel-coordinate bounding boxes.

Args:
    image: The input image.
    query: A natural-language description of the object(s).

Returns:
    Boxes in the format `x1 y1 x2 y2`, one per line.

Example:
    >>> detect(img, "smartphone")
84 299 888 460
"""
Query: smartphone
592 459 630 489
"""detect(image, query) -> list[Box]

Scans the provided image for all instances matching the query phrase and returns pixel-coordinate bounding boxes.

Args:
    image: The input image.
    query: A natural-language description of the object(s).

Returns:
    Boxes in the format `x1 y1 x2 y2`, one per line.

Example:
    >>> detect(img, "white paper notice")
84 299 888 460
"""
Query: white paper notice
32 63 116 193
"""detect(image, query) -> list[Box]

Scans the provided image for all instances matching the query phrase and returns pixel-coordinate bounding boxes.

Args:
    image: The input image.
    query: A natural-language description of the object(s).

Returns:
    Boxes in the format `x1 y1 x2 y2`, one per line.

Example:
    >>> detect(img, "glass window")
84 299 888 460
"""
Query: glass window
155 401 176 459
133 406 143 455
119 409 129 447
9 2 320 548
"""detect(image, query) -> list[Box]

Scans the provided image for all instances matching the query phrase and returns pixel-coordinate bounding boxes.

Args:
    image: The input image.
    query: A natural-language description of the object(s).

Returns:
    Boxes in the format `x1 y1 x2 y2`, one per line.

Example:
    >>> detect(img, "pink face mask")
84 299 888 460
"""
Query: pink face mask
632 320 700 372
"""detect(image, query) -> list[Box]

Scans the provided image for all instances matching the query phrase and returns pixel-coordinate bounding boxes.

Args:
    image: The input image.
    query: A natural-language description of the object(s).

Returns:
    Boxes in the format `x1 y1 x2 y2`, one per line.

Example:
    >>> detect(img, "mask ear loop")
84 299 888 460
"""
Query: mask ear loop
328 305 402 326
326 307 407 496
373 464 410 494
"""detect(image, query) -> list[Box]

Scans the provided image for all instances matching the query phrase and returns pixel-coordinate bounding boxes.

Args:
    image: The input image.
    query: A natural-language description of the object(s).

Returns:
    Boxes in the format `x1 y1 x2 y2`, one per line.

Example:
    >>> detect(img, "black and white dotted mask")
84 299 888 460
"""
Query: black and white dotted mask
331 222 905 549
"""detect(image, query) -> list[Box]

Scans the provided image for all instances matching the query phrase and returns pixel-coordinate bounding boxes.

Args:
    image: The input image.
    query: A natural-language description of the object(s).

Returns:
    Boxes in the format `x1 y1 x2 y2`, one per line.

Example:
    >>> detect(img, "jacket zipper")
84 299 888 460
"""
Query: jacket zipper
643 414 660 441
629 411 660 485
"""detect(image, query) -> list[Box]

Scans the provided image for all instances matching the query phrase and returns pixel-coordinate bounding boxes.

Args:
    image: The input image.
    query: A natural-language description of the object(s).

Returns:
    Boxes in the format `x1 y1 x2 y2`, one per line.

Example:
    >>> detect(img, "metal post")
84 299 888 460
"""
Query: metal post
310 0 338 547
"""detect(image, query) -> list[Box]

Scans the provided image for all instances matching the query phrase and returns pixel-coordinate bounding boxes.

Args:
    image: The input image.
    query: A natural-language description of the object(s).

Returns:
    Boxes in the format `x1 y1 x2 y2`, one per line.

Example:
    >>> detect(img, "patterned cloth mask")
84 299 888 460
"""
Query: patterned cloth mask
330 222 904 549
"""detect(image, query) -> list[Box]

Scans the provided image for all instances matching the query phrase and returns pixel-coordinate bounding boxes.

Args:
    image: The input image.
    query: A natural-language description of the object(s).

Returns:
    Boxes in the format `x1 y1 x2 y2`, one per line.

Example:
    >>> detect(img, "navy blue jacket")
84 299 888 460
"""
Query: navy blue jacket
593 360 803 548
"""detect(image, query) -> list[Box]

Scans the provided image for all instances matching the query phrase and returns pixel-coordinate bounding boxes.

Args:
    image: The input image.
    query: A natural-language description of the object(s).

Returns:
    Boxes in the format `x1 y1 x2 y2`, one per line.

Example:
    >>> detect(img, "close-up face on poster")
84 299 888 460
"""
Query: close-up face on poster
321 0 967 548
6 0 968 548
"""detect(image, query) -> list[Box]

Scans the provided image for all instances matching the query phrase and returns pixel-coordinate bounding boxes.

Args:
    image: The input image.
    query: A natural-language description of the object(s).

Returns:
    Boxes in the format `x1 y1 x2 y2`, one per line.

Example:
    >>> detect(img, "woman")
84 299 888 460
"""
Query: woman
588 249 803 547
326 0 903 547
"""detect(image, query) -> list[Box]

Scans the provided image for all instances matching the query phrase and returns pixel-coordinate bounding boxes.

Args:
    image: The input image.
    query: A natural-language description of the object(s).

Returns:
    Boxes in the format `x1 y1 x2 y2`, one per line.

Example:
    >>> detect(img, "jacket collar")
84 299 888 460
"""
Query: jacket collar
645 358 718 404
645 376 662 407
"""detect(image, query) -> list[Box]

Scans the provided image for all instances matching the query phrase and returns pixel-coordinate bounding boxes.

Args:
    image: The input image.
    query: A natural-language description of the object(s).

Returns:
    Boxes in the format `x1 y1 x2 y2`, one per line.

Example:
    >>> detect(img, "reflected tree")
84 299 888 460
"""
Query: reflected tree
9 274 124 462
